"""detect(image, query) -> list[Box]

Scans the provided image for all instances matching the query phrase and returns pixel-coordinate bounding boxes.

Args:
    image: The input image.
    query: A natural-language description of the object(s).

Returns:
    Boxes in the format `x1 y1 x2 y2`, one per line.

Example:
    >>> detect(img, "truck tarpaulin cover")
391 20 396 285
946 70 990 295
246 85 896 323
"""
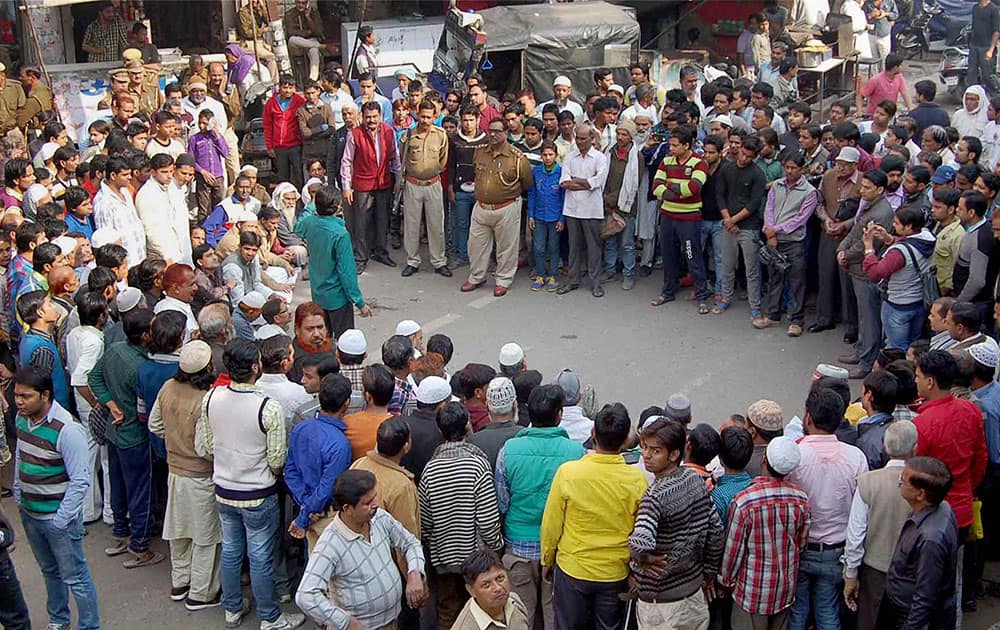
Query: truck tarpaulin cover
475 1 639 97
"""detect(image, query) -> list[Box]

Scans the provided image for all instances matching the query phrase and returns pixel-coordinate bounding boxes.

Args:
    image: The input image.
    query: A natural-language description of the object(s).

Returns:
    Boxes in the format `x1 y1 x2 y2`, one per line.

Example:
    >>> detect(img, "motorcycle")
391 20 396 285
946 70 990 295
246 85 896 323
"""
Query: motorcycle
938 24 971 99
894 0 971 58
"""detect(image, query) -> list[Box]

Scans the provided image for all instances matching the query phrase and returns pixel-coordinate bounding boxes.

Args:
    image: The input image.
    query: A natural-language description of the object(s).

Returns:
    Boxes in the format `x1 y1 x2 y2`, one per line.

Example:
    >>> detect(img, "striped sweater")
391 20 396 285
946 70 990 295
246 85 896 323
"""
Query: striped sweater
651 153 709 220
419 441 503 570
628 466 725 601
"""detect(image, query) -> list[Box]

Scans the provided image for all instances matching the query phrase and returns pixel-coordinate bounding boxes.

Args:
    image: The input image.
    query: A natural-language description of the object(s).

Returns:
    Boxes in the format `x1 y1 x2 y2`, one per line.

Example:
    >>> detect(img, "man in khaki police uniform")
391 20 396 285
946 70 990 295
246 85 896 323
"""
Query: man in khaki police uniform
97 67 131 111
400 99 451 279
0 62 25 135
125 58 162 115
16 67 52 132
461 117 533 297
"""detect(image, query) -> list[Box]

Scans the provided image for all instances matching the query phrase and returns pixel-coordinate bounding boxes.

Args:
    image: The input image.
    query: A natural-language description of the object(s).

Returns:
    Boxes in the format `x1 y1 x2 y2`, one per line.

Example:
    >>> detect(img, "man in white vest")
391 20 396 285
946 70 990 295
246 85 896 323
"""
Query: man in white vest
195 339 306 630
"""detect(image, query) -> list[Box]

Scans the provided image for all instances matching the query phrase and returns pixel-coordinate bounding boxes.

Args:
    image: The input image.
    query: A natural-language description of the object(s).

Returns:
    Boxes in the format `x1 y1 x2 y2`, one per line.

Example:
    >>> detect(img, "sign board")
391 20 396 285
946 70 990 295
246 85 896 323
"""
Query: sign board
341 16 444 78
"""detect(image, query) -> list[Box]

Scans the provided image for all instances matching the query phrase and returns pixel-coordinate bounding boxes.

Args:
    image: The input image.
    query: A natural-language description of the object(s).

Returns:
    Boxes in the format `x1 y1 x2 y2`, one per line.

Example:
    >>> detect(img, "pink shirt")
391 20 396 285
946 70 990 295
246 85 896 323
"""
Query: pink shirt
861 71 907 114
788 434 869 544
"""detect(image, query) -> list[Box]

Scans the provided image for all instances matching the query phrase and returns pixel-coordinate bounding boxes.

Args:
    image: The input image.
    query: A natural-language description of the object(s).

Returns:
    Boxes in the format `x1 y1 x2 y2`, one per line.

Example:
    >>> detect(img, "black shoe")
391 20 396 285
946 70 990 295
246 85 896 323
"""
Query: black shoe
372 252 396 267
556 283 580 295
401 265 418 277
808 322 834 333
355 262 366 275
434 265 453 277
592 284 605 298
843 333 858 345
639 265 653 277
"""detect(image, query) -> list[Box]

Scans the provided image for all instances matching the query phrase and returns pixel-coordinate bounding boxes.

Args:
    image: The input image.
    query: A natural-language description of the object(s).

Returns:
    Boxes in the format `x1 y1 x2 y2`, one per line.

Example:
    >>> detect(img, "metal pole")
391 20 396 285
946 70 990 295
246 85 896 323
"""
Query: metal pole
346 0 369 81
18 4 61 124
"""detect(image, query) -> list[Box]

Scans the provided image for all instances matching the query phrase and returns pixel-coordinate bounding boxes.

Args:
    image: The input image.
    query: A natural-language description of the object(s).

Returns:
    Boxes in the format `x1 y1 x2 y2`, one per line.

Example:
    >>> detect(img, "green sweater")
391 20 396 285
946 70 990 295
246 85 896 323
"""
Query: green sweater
294 212 364 311
89 342 149 449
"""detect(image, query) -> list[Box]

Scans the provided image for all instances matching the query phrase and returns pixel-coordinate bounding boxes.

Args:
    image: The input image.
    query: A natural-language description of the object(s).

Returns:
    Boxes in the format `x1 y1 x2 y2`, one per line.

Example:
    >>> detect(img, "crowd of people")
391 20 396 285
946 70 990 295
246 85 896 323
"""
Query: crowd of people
0 0 997 629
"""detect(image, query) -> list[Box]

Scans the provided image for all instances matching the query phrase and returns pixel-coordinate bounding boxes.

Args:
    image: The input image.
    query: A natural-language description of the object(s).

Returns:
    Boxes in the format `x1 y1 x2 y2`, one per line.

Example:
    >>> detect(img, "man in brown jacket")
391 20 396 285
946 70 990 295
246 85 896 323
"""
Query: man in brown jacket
283 0 324 81
297 80 336 180
811 146 863 340
400 100 451 278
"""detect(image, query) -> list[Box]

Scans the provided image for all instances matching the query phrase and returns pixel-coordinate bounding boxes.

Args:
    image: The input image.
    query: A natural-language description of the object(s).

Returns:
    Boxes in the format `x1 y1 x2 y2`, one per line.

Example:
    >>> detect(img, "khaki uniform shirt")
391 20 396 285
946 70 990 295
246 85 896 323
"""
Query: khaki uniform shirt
473 142 533 205
401 125 448 181
237 6 269 41
210 87 242 129
18 83 52 130
451 593 530 630
0 79 25 133
137 71 164 113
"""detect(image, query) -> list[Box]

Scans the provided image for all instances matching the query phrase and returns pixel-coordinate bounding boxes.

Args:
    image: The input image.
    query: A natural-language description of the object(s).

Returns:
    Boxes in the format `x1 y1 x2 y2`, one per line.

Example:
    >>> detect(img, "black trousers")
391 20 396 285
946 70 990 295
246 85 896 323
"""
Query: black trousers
323 303 355 339
764 240 807 325
660 214 708 301
566 216 602 286
273 146 303 190
0 552 30 629
815 235 841 326
350 189 392 263
553 565 626 630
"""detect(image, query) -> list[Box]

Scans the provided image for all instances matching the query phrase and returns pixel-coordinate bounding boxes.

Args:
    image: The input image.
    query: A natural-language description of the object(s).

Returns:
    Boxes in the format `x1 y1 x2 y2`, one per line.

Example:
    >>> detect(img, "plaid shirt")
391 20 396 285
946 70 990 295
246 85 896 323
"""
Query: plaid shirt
341 364 365 394
82 15 129 63
388 377 416 416
719 477 811 615
6 254 41 342
93 181 146 268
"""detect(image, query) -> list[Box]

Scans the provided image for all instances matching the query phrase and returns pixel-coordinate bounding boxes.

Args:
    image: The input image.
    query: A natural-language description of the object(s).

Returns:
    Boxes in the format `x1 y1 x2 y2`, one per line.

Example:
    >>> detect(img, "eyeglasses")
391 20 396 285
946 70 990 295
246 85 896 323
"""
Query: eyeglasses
487 129 505 134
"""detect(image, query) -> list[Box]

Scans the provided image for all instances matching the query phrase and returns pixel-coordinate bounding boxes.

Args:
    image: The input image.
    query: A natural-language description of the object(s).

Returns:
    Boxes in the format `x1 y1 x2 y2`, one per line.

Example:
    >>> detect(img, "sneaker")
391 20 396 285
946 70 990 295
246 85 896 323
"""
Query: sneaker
261 612 307 630
277 592 292 604
531 276 544 291
45 624 71 630
170 585 190 602
185 594 221 611
546 276 558 292
225 598 251 629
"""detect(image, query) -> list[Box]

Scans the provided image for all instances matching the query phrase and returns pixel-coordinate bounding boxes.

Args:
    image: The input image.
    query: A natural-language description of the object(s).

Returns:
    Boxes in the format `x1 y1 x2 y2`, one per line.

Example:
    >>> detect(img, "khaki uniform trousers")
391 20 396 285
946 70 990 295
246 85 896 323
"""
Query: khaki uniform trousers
403 180 446 269
467 198 522 288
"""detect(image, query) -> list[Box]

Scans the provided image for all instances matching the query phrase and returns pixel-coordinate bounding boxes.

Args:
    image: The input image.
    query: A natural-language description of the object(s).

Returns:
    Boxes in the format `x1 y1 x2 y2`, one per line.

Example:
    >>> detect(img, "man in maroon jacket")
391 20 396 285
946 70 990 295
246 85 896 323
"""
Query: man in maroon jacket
263 74 305 189
340 101 402 273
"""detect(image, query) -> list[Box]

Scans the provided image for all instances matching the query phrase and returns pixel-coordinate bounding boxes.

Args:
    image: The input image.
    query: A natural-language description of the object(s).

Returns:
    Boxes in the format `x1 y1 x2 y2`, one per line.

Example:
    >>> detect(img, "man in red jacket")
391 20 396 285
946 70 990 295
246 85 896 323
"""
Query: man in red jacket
340 101 401 273
913 349 987 611
263 74 305 190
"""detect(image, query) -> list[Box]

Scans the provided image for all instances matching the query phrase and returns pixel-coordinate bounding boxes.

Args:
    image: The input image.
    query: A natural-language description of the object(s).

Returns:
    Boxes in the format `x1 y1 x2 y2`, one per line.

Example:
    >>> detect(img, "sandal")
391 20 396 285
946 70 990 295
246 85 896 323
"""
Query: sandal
712 301 730 314
123 550 165 569
698 302 710 315
650 294 675 307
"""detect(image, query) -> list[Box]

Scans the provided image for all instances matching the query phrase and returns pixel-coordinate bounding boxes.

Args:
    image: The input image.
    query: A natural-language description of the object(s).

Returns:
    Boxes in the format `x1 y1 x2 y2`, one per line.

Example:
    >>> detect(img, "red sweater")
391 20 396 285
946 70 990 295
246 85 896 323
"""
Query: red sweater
914 395 988 528
263 93 305 150
350 124 396 192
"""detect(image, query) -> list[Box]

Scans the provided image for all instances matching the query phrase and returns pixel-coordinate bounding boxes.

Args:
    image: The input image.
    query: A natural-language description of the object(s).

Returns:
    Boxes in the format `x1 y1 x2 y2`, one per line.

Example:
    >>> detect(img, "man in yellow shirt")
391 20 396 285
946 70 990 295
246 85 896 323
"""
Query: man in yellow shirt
540 402 648 629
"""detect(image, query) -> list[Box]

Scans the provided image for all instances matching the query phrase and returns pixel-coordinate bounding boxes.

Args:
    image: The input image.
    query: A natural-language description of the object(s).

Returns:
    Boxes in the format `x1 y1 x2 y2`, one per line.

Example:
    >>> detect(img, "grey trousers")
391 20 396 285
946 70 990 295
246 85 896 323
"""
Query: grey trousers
852 276 883 371
503 551 554 630
349 188 392 263
764 240 807 324
720 227 761 310
857 564 887 630
566 216 603 286
731 606 791 630
402 181 446 269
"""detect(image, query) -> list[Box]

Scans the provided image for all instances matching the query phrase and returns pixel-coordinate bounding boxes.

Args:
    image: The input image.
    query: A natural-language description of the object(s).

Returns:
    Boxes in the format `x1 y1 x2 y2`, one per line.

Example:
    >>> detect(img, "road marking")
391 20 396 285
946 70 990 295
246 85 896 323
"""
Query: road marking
423 313 462 334
467 295 496 310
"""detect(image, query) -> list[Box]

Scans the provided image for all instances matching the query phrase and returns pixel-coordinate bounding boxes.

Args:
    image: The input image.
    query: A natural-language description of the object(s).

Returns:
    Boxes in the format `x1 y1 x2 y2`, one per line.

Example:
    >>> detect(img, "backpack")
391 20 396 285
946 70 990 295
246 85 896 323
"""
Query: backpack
900 240 940 310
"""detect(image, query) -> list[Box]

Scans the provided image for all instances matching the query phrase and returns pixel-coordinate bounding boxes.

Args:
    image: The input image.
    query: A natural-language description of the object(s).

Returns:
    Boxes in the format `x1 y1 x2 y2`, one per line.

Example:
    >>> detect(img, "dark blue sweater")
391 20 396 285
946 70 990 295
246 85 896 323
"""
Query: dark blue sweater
527 163 565 223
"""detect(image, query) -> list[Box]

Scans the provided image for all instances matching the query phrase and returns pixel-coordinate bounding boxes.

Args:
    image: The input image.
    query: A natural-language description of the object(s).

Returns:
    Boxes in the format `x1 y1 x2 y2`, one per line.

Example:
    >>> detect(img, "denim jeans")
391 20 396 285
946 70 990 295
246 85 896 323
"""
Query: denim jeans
532 219 561 278
218 493 280 623
107 439 153 553
882 301 925 350
20 512 100 630
604 214 637 277
452 190 476 261
0 551 30 629
789 547 843 630
701 220 723 295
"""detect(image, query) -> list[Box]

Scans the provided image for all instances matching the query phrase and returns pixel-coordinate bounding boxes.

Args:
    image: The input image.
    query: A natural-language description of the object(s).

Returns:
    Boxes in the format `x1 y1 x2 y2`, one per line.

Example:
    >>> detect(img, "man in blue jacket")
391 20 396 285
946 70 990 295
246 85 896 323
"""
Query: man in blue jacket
285 372 353 548
527 142 565 291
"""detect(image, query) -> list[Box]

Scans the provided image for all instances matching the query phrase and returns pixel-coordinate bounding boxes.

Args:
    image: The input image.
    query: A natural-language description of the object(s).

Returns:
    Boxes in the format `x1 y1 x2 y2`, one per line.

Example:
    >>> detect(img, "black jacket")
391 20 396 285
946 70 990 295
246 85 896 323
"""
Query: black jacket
399 407 444 486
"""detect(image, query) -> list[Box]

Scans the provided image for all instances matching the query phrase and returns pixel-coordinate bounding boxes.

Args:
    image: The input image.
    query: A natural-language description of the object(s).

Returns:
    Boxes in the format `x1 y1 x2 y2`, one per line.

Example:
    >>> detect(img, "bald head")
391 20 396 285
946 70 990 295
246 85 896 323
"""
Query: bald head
48 265 78 296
